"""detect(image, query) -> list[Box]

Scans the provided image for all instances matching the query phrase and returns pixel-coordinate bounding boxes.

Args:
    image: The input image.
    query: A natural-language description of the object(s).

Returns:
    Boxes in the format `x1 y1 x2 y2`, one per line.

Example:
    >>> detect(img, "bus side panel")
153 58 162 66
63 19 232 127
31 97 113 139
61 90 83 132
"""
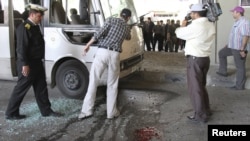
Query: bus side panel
0 27 14 80
44 28 97 61
43 28 97 81
0 27 10 58
120 26 144 60
119 26 144 78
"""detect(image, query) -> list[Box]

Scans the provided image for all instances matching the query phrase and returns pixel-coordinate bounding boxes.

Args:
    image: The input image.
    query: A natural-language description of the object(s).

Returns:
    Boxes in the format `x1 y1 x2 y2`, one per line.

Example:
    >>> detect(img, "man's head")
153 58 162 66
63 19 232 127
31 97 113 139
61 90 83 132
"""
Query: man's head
120 8 131 22
166 19 170 24
189 3 207 20
27 3 47 24
70 8 78 15
230 6 244 19
171 19 175 25
140 16 144 22
176 20 180 25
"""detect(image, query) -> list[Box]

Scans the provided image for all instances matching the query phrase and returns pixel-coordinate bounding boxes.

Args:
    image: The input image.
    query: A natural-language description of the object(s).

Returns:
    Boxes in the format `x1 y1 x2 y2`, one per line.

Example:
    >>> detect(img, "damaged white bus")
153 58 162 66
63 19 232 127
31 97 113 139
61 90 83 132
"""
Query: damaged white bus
0 0 144 99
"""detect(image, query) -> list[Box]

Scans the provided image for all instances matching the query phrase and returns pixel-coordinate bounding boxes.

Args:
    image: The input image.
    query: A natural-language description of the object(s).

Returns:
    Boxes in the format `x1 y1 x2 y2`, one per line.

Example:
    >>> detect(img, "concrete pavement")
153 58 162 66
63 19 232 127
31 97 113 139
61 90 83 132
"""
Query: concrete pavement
0 51 249 141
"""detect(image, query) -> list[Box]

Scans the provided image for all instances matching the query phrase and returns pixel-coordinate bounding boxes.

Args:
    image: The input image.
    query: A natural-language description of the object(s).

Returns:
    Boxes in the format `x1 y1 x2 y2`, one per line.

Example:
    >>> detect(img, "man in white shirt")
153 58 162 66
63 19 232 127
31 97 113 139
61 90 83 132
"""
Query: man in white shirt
175 3 215 123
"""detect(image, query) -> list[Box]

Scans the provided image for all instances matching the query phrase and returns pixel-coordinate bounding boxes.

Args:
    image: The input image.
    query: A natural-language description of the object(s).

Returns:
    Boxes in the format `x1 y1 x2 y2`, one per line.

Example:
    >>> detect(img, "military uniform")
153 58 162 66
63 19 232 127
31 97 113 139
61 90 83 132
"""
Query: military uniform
5 4 62 120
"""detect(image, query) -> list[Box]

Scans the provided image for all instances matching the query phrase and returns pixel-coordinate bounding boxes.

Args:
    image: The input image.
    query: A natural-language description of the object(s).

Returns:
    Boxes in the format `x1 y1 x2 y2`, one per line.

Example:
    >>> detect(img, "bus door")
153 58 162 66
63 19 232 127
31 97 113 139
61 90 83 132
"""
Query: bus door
0 0 24 80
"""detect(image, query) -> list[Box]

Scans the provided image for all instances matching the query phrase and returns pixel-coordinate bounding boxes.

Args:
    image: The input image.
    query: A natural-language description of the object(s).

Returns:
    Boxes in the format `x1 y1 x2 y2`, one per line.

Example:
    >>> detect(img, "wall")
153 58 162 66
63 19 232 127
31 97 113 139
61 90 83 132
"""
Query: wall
212 0 250 65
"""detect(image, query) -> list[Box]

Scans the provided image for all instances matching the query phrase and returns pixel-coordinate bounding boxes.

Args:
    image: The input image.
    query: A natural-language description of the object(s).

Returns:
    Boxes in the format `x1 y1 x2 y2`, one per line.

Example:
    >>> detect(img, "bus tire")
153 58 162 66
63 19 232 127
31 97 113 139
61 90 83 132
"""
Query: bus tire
56 60 89 99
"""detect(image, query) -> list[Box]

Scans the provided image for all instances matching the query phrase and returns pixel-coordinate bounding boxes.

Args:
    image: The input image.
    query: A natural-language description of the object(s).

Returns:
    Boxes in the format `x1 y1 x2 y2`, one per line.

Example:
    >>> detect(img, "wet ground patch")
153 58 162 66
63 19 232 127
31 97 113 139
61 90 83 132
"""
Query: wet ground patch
117 89 179 141
120 71 186 84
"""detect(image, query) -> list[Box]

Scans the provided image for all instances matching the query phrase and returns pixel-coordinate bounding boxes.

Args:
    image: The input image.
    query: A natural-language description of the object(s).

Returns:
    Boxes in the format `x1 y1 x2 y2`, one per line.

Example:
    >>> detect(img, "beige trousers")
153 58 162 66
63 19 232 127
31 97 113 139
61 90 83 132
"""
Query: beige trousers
80 48 120 118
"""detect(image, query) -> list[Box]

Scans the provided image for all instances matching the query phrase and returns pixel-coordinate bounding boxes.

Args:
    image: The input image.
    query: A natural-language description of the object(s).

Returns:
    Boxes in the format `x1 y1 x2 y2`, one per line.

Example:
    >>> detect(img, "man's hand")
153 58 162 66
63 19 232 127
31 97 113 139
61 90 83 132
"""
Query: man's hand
240 50 247 58
82 38 96 56
22 66 30 77
181 20 187 27
82 45 90 56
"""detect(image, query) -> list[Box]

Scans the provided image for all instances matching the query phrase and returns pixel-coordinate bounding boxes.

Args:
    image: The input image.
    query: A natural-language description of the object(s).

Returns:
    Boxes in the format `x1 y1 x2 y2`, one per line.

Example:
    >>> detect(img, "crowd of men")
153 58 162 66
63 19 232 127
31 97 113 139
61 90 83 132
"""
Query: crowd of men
139 17 186 52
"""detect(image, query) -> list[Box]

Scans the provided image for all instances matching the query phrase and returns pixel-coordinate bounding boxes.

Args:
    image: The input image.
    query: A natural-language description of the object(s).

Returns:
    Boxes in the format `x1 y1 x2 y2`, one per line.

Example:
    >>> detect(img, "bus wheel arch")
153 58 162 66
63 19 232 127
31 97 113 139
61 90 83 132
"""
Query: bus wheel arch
55 59 89 99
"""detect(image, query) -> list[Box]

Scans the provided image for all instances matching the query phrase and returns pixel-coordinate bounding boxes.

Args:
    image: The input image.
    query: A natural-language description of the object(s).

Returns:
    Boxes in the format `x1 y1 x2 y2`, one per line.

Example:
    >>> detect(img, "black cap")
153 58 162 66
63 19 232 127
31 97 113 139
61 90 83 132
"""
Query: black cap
121 8 131 17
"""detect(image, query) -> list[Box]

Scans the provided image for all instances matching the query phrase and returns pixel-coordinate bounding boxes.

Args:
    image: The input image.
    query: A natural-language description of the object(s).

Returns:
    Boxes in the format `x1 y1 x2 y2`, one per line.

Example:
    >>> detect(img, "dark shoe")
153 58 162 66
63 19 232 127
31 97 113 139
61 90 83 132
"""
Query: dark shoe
207 111 213 116
6 114 26 120
229 86 244 90
187 116 207 123
216 71 227 77
43 111 63 117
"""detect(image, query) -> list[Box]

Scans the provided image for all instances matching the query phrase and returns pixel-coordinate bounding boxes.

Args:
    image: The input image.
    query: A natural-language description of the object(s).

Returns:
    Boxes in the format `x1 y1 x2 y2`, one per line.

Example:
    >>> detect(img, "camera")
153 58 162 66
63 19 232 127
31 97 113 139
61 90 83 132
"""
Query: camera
185 13 192 21
185 2 222 23
204 2 222 22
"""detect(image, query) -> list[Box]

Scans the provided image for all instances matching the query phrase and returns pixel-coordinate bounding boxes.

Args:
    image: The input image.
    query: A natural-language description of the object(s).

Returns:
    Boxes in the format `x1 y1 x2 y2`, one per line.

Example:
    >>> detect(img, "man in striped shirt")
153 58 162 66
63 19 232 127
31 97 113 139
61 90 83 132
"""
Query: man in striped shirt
217 6 250 90
78 8 131 120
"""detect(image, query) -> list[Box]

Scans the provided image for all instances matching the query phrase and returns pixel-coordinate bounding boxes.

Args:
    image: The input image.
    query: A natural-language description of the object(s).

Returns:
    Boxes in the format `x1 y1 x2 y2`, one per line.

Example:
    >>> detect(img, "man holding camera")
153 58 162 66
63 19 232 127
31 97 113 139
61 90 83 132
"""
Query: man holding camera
175 3 215 123
216 6 250 90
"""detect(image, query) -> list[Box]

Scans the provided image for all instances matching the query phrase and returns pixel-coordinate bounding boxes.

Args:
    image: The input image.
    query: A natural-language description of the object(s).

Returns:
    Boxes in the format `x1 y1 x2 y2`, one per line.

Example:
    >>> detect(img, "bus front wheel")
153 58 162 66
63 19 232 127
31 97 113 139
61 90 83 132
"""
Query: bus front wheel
56 60 89 99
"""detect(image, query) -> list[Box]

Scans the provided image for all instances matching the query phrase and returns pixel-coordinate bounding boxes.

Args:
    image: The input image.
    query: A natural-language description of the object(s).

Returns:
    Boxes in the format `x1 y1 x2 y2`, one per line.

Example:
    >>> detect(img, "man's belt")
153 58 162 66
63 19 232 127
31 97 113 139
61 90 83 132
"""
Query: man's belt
186 55 209 59
99 46 121 53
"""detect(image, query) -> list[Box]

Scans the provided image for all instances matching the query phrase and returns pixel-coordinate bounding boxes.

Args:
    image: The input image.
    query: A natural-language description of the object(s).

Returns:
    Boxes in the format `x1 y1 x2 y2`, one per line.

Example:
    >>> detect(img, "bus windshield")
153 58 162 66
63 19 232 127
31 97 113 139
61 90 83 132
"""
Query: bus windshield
100 0 138 24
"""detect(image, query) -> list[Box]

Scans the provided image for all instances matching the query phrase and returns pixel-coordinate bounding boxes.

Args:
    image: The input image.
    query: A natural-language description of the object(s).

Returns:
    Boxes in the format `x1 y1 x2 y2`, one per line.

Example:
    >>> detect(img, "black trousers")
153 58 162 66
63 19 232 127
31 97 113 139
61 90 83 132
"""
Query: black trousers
153 33 163 51
165 40 173 52
144 32 152 51
5 60 52 116
186 55 210 120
